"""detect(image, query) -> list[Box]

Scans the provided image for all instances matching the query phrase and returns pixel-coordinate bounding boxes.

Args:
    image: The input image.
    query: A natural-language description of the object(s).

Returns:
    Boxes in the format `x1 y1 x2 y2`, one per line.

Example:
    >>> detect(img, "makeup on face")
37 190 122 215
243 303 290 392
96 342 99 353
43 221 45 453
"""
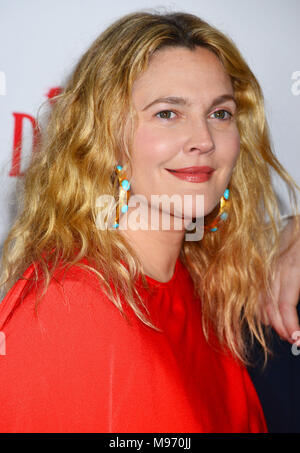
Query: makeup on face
127 46 240 220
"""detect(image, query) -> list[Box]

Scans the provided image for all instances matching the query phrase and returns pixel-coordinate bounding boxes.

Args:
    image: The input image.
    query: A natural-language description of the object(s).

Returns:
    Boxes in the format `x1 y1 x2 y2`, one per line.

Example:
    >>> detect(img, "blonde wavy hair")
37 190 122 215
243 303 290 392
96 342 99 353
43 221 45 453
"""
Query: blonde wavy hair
0 10 298 366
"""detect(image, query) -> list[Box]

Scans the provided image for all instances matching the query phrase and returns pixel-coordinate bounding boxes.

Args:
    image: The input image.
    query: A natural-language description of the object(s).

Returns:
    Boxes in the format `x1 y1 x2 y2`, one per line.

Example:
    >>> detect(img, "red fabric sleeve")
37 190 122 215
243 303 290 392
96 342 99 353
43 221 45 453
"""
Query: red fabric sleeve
0 262 125 432
0 259 268 433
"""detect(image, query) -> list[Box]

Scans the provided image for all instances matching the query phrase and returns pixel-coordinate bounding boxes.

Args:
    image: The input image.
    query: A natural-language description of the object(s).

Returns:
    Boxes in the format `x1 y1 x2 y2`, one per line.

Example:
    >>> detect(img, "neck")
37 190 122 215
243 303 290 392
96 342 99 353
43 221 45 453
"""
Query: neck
117 205 187 282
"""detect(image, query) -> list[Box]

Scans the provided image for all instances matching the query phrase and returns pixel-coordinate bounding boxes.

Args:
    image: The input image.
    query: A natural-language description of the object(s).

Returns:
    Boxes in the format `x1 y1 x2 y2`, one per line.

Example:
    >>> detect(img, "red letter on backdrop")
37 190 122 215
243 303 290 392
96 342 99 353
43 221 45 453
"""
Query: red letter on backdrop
9 113 39 177
9 87 62 177
46 86 62 104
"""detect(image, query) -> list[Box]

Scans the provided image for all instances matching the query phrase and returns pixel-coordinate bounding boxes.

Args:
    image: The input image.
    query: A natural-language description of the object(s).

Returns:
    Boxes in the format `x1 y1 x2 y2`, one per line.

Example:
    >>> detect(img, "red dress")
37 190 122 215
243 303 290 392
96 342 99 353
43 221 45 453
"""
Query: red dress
0 256 267 433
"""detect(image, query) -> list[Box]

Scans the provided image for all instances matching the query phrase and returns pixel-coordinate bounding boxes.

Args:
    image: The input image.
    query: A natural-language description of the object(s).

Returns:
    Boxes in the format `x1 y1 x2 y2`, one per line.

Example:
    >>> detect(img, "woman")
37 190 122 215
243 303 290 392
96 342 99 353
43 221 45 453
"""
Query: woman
0 11 298 433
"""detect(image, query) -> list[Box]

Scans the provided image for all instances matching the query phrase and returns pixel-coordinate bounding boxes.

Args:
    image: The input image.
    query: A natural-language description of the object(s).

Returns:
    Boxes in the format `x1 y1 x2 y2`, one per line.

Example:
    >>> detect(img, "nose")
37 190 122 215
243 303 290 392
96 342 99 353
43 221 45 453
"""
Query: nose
183 119 215 155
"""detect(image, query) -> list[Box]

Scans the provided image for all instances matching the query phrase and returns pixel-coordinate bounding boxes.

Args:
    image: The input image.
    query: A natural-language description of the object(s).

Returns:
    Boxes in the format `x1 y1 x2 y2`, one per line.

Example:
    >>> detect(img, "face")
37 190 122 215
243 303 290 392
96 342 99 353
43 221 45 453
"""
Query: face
125 46 240 222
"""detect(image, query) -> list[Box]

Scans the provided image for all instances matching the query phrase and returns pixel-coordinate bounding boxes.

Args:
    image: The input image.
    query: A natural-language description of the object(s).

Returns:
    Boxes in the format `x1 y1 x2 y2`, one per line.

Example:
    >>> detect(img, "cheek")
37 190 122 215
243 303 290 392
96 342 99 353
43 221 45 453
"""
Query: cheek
132 125 179 168
231 131 241 165
216 127 240 168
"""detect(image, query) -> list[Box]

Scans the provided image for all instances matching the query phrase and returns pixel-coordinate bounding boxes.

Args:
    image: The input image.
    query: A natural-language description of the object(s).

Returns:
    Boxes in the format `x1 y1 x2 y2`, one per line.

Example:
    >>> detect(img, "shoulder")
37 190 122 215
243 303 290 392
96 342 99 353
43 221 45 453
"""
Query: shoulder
0 258 139 432
0 257 124 335
0 257 139 386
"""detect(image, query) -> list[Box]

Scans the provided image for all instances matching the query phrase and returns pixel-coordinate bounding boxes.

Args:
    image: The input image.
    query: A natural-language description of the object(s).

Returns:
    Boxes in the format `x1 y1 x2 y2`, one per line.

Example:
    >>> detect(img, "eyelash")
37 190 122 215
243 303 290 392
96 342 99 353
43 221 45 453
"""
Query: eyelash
155 109 233 121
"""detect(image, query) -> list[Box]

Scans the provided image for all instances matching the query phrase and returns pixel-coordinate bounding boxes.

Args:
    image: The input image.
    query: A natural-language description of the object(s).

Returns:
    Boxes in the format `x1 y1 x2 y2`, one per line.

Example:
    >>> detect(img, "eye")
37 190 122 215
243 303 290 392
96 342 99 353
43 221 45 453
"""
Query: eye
211 109 233 120
155 110 177 120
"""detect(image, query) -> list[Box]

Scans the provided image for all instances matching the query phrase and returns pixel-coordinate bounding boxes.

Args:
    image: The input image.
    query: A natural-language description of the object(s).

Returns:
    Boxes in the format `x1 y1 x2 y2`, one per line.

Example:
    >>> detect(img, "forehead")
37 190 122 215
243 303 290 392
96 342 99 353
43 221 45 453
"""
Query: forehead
132 46 233 102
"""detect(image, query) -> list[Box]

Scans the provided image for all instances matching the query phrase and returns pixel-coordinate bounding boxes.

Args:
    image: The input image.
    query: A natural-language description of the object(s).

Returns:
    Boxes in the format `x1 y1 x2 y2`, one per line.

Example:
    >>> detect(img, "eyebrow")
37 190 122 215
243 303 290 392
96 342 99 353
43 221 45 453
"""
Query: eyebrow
142 94 237 111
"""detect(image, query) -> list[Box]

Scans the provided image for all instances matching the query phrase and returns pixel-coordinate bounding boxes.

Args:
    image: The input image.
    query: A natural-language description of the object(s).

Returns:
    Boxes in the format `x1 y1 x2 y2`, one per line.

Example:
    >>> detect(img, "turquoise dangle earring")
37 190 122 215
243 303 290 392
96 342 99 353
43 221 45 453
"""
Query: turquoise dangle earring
204 189 230 233
112 165 131 229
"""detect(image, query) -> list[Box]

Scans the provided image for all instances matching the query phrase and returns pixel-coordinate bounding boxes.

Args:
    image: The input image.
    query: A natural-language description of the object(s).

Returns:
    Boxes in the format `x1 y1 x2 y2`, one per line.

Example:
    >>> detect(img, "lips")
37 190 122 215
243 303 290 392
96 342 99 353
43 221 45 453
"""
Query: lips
166 166 215 173
165 166 215 183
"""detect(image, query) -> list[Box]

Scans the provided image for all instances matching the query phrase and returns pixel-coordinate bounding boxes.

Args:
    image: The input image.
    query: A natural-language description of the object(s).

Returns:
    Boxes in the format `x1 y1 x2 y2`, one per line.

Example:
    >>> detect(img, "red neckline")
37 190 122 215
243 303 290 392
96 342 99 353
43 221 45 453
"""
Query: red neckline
144 257 181 288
